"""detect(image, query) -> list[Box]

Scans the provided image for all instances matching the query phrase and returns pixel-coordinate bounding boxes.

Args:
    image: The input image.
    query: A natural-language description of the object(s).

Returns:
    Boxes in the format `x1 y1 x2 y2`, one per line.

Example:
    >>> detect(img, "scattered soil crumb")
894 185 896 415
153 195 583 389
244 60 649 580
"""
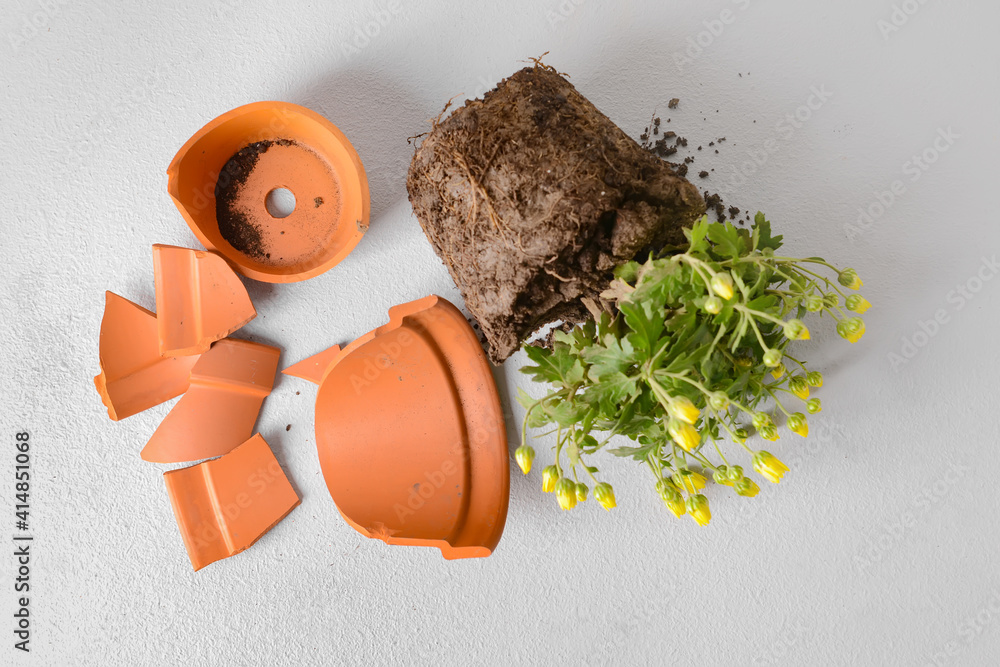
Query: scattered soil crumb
698 170 709 178
314 196 324 207
668 98 679 109
286 424 292 431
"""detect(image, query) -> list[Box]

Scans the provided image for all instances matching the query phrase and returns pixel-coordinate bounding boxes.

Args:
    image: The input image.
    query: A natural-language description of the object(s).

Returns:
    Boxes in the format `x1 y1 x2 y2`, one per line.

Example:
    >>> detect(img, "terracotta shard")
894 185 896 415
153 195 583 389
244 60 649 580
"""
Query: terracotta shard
141 338 280 463
282 344 342 385
167 101 370 283
94 291 200 421
314 295 509 560
164 433 300 571
152 244 257 357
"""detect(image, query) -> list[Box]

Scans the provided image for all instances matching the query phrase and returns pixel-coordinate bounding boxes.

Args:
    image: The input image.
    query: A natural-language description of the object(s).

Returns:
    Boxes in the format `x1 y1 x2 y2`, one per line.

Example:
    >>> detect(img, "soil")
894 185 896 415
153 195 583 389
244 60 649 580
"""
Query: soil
215 139 294 260
407 64 705 363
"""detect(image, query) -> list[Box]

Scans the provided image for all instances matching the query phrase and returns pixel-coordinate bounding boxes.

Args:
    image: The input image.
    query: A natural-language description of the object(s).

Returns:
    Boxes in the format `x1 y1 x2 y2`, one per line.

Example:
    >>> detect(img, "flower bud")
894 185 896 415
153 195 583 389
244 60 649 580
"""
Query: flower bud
735 355 753 369
594 482 617 511
670 396 701 425
836 317 866 344
783 319 810 340
686 494 712 526
759 424 780 441
846 294 871 314
657 479 685 517
804 295 824 312
575 482 589 502
771 363 786 380
668 418 701 452
514 446 535 475
705 295 724 314
713 466 732 486
542 465 559 493
752 412 773 430
752 451 789 484
838 268 863 290
806 398 822 414
763 349 783 368
727 465 744 483
735 477 760 497
673 469 707 493
824 293 840 308
709 391 729 411
806 371 823 387
555 477 577 510
733 428 748 444
788 376 810 400
711 272 735 300
787 412 809 437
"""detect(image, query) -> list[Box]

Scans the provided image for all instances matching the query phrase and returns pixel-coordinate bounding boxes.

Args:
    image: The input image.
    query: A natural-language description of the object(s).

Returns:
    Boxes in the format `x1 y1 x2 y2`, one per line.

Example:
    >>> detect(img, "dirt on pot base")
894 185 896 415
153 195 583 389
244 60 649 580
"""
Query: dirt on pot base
407 64 706 363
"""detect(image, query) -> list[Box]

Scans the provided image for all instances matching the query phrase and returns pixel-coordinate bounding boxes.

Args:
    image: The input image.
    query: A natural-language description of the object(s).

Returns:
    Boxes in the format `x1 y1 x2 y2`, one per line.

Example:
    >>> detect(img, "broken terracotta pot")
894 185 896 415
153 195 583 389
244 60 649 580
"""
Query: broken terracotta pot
94 291 200 421
141 338 281 463
152 244 257 357
164 433 300 571
167 101 370 283
290 295 509 559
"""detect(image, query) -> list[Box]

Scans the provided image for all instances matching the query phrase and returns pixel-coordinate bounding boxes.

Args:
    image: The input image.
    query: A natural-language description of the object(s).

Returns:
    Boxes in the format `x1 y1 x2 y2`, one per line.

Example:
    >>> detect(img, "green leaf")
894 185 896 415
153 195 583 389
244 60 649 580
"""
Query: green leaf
584 335 636 381
706 220 746 259
684 216 710 254
521 344 585 386
753 212 783 251
619 299 664 355
607 442 656 461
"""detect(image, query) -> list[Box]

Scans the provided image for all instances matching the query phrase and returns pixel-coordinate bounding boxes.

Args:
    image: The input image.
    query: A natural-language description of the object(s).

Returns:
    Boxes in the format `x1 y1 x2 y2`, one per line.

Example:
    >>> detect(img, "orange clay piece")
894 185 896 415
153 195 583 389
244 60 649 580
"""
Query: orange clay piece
141 338 280 463
282 344 342 385
94 291 201 421
313 296 509 560
167 101 370 283
152 244 257 357
164 433 300 571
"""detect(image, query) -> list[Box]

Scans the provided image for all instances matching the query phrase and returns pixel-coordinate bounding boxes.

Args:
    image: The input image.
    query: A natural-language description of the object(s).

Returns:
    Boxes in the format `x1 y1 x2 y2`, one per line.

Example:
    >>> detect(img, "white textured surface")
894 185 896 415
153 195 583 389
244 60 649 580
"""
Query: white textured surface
3 1 999 665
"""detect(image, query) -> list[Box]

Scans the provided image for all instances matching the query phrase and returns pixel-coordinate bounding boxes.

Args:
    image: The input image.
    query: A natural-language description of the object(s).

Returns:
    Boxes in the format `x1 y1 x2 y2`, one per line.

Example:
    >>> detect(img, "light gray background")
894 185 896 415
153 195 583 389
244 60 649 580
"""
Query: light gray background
2 1 998 665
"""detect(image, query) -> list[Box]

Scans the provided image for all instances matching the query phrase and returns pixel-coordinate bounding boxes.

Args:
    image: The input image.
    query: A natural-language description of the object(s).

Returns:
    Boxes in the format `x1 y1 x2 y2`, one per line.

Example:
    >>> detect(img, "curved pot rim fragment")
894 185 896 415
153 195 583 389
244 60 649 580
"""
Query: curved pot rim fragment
314 295 509 560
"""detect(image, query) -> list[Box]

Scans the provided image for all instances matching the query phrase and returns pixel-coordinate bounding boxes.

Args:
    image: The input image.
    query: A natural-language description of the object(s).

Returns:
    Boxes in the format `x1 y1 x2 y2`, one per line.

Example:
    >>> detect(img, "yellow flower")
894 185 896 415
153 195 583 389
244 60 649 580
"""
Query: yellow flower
753 451 789 484
575 482 589 502
789 376 810 400
656 479 686 517
668 418 701 452
514 446 535 475
673 469 706 493
759 424 780 441
542 465 559 493
711 272 735 300
846 294 871 314
784 319 810 340
670 396 701 425
771 363 786 380
594 483 616 511
837 317 866 344
735 477 760 497
555 478 577 510
686 494 711 526
787 413 809 438
838 268 863 290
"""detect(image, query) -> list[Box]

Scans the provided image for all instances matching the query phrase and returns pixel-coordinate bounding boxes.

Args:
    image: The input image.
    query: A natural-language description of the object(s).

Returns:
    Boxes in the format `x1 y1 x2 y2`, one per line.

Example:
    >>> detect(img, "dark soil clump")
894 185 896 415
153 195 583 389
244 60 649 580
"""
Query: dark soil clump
407 65 705 363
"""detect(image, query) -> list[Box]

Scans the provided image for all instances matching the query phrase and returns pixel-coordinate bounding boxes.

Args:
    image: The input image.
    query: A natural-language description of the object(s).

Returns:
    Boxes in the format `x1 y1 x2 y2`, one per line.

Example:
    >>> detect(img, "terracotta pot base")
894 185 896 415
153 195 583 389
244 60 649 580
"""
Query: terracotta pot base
304 295 509 559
